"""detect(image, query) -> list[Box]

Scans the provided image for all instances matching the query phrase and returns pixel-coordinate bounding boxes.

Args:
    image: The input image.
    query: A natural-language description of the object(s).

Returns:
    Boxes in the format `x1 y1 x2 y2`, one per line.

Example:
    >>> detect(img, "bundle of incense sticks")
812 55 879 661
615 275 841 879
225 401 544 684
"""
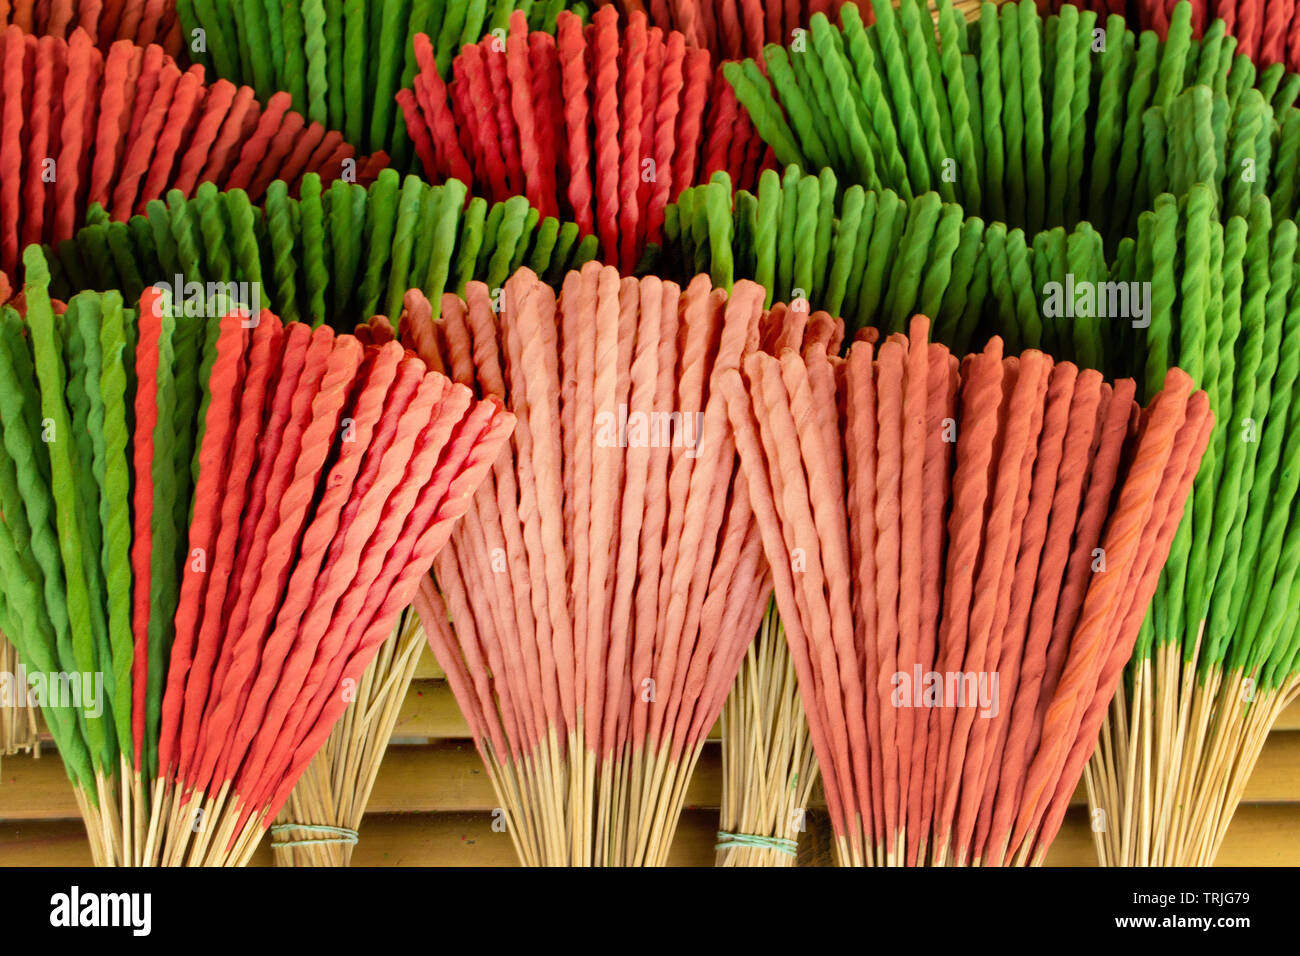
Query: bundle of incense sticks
381 263 772 866
273 608 425 866
0 247 512 865
0 25 386 297
1086 188 1300 865
725 0 1300 245
723 313 1212 866
600 0 989 59
0 627 40 767
47 172 596 331
397 7 772 273
1057 0 1300 73
662 167 1109 361
0 0 185 54
716 600 819 865
604 0 855 60
174 0 580 169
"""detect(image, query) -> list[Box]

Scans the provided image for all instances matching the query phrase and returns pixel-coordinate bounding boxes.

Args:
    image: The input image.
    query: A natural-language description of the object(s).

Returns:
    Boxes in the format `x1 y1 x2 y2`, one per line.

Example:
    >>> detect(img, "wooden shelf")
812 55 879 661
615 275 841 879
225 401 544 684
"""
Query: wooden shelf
3 648 1297 866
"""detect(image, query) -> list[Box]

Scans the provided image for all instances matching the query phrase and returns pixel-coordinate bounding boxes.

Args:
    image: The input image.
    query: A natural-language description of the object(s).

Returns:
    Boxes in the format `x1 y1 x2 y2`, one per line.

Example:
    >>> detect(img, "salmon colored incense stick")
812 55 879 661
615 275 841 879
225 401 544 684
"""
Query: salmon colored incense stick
1059 0 1300 72
398 8 772 273
723 313 1210 866
600 0 857 59
0 25 385 295
0 252 510 865
1 0 184 55
376 264 773 866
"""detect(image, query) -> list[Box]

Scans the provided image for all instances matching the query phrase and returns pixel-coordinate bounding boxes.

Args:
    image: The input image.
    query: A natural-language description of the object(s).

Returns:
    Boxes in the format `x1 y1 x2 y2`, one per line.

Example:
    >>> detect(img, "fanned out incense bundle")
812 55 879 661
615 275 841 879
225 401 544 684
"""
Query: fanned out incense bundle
383 263 773 866
725 0 1300 244
1085 187 1300 865
723 313 1212 865
603 0 854 60
0 0 185 54
174 0 584 168
0 25 386 297
0 247 512 865
398 7 771 273
716 600 819 865
1058 0 1300 74
659 166 1109 360
272 608 425 866
47 171 597 331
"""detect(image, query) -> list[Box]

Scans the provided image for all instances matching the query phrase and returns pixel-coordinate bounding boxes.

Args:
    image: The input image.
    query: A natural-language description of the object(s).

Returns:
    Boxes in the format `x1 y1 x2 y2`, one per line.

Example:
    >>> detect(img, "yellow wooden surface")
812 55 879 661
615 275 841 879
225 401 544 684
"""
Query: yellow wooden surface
2 644 1298 866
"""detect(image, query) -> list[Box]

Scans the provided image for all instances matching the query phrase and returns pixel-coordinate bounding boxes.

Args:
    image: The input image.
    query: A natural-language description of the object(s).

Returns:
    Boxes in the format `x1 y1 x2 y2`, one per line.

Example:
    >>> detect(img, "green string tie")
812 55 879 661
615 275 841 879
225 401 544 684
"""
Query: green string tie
714 830 798 856
270 823 360 849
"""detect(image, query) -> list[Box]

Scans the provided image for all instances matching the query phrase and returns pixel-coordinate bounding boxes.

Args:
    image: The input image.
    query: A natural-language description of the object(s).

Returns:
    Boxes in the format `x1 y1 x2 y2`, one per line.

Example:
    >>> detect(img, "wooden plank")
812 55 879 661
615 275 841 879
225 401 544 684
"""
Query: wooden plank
412 645 443 680
4 803 1298 866
412 650 1300 728
4 731 1300 820
396 679 722 741
1276 697 1300 730
1040 804 1300 866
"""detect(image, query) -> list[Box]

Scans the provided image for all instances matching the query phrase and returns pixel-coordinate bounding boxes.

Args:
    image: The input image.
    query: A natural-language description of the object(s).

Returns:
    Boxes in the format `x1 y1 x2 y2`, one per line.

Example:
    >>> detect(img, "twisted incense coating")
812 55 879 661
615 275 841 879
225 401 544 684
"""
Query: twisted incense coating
722 60 804 169
300 0 328 126
507 16 547 221
54 30 91 242
1144 199 1179 396
647 32 685 244
810 16 877 193
937 2 978 209
618 14 646 270
95 297 136 754
162 192 201 288
978 5 1004 221
998 3 1025 228
299 176 328 325
265 183 301 325
557 14 593 237
899 0 951 201
1046 6 1075 232
1016 0 1044 233
226 189 265 307
1066 10 1095 228
1087 16 1125 233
